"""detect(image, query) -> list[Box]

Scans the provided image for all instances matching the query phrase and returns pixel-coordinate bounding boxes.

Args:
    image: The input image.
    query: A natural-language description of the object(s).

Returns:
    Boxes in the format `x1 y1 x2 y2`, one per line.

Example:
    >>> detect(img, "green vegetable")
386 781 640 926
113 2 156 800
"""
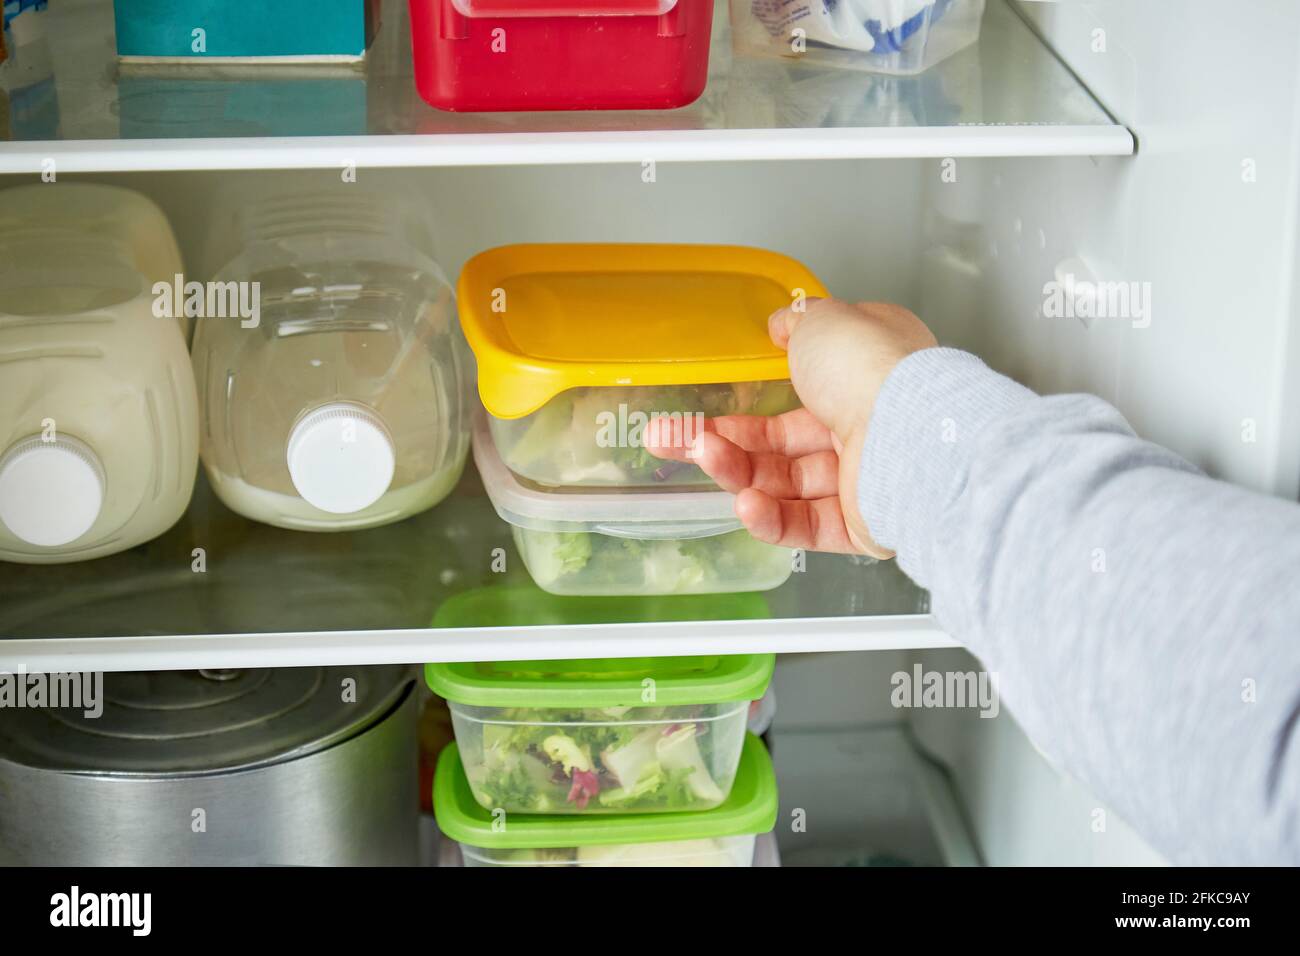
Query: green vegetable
658 724 724 802
518 527 786 596
600 727 660 789
543 733 592 774
523 531 593 585
469 706 728 814
507 392 574 472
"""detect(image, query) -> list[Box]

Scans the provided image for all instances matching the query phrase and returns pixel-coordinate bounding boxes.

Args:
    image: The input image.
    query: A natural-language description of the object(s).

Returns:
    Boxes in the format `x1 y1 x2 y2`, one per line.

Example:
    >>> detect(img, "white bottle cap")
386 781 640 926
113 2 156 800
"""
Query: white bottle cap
286 403 395 515
0 435 106 547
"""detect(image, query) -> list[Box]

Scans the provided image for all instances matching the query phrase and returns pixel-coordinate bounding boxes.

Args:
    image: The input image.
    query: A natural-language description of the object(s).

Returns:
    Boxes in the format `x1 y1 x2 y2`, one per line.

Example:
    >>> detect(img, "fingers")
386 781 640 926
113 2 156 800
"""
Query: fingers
689 433 839 499
711 408 834 457
643 408 834 462
767 296 824 350
735 488 862 554
768 306 798 350
641 414 712 462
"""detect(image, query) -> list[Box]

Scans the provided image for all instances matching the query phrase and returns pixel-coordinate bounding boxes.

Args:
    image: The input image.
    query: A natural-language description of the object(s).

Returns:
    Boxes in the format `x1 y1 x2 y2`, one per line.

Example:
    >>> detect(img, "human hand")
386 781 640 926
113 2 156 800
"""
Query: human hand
645 298 936 557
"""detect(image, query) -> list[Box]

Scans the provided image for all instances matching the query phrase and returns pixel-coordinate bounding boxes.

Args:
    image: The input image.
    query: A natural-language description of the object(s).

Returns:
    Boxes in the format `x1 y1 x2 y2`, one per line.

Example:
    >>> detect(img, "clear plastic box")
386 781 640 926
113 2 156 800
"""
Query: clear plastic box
730 0 985 75
426 657 774 815
488 380 799 489
449 700 750 814
457 243 827 492
461 834 757 867
510 525 792 597
433 732 778 860
474 408 795 596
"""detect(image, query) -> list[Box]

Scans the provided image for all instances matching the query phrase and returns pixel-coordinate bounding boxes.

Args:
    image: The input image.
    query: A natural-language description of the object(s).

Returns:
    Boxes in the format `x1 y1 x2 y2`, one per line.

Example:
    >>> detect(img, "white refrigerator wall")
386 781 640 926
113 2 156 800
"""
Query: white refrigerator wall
899 0 1300 866
1007 0 1300 497
73 161 926 307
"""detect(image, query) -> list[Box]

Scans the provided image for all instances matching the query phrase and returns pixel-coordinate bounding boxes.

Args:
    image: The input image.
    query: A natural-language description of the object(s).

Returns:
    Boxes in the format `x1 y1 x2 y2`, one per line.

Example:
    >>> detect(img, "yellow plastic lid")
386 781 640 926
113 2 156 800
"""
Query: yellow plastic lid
457 243 830 420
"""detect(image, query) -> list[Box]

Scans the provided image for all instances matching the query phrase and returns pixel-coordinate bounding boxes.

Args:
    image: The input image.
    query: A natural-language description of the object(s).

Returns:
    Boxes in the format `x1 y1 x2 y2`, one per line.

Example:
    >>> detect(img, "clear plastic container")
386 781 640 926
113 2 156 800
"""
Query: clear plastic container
489 380 799 489
425 656 774 815
458 243 827 491
474 408 795 596
431 583 775 631
450 700 750 814
192 192 471 532
730 0 985 76
0 184 198 565
434 733 777 864
462 835 757 867
511 525 792 597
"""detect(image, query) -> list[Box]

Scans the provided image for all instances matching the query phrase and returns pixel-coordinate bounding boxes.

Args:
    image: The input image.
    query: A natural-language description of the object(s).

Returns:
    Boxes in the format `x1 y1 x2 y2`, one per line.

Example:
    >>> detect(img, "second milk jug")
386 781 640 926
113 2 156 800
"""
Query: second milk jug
192 191 471 531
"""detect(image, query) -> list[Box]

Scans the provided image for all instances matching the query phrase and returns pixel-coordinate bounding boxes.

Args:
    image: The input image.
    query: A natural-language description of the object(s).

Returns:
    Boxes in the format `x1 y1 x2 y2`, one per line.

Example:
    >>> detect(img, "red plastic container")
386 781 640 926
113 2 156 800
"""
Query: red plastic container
408 0 714 112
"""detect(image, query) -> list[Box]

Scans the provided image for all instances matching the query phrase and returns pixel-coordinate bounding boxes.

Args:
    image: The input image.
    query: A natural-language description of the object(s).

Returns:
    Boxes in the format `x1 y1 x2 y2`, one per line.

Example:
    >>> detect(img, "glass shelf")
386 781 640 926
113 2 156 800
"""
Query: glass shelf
0 0 1132 173
0 466 944 673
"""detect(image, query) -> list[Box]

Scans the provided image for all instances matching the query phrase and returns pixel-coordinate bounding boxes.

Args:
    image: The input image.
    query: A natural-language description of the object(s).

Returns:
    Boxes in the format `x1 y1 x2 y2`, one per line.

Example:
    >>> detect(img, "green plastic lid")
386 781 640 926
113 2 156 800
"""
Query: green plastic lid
425 654 775 709
434 734 777 849
431 584 771 629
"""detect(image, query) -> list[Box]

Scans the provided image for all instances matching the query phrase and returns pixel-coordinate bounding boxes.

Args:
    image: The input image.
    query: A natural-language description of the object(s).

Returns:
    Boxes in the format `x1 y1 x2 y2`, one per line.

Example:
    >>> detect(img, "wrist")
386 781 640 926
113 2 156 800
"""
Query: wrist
857 348 1035 583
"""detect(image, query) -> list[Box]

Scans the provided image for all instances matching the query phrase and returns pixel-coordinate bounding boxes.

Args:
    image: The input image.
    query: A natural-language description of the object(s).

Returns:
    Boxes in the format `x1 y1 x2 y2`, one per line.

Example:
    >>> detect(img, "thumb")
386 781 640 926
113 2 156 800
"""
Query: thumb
767 297 822 350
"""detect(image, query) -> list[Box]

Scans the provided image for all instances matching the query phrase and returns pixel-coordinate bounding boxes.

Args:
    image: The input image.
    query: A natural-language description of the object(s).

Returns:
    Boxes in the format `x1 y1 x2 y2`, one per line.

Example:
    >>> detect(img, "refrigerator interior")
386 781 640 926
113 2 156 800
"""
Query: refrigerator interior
5 157 1201 866
6 0 1300 867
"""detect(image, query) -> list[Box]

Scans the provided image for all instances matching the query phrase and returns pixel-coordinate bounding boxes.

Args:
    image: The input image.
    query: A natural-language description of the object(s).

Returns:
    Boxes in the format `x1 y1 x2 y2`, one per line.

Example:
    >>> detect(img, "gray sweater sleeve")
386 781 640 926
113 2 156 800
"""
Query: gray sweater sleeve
859 347 1300 865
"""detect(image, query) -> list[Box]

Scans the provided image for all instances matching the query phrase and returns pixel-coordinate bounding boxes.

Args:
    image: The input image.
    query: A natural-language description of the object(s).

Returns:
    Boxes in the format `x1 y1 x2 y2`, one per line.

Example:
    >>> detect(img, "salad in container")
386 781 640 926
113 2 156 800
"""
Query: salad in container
424 655 775 815
434 733 778 866
457 243 828 490
474 407 795 596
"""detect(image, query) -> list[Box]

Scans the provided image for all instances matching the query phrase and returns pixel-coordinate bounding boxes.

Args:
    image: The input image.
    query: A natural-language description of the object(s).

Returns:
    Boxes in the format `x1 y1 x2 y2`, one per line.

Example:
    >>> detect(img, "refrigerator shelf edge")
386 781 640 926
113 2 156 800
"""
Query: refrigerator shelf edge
0 126 1134 175
0 0 1132 173
0 614 957 674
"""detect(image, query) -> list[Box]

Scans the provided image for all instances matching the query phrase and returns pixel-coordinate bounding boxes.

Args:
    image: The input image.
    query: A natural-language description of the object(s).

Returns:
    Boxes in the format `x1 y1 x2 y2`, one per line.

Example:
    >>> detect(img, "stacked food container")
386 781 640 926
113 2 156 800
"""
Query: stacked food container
458 242 829 597
408 0 715 112
428 654 778 865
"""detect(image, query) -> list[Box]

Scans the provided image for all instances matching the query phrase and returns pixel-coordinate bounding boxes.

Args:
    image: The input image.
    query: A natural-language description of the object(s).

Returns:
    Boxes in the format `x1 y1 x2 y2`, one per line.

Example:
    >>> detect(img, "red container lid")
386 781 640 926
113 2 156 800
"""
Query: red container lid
450 0 675 15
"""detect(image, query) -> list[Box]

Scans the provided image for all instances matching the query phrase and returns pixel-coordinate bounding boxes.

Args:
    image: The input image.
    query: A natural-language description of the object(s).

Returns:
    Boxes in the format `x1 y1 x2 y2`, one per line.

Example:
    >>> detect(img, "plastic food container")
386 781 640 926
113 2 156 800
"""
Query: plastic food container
731 0 984 75
192 191 472 532
475 408 794 595
458 243 828 490
432 583 774 629
425 654 774 815
435 732 777 864
113 0 376 63
407 0 714 112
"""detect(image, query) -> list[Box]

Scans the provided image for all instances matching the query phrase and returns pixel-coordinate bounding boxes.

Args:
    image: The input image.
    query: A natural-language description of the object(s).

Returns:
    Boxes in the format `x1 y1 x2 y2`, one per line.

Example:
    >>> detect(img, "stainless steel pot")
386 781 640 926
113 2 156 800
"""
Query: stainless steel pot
0 666 417 865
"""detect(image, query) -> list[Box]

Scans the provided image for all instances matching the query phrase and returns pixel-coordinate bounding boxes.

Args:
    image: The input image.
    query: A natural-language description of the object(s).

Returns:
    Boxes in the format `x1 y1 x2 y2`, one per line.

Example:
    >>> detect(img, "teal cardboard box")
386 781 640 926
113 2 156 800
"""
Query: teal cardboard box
113 1 375 62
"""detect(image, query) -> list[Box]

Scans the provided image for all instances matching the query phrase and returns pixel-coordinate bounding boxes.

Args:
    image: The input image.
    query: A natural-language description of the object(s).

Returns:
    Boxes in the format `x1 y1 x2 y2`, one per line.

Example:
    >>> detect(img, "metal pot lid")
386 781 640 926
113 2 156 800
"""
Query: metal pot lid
0 666 413 776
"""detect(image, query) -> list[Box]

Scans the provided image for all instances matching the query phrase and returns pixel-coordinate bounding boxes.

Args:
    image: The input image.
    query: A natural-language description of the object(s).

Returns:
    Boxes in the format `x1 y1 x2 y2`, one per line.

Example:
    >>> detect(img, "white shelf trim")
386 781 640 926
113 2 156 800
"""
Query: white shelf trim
0 614 957 673
0 126 1135 175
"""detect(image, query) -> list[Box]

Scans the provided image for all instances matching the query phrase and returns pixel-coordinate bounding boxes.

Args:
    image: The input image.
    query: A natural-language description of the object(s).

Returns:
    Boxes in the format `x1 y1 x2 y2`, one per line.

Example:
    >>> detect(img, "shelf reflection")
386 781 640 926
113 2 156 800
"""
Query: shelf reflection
2 0 1117 145
0 466 928 641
